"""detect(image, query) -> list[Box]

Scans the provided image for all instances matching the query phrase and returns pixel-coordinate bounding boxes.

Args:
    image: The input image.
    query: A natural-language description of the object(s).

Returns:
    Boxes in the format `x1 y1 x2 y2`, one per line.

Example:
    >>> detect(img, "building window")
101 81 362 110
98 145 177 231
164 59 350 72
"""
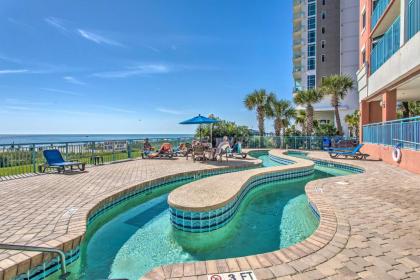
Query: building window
307 75 316 89
322 0 326 5
322 27 326 34
308 44 316 57
321 54 326 62
308 58 316 70
321 76 327 83
322 11 326 20
308 3 316 17
308 30 316 43
308 17 316 30
362 11 366 30
321 40 326 48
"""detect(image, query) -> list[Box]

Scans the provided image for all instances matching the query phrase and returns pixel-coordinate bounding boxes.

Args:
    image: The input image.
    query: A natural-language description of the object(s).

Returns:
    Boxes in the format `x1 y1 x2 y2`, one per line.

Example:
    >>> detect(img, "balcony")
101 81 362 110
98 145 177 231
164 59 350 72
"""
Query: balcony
371 0 391 29
293 12 304 22
293 67 302 79
370 16 400 74
408 0 420 40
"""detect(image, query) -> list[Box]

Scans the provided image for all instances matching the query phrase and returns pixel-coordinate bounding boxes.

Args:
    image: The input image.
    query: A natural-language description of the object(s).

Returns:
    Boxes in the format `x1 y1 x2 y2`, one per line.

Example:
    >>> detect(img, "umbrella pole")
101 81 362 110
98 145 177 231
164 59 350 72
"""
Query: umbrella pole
210 124 213 146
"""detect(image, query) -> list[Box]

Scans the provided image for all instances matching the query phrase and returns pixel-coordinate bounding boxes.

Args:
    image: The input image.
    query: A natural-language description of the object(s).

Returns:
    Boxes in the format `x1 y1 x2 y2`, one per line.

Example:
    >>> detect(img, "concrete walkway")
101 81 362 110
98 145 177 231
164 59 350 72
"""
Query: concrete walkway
144 151 420 280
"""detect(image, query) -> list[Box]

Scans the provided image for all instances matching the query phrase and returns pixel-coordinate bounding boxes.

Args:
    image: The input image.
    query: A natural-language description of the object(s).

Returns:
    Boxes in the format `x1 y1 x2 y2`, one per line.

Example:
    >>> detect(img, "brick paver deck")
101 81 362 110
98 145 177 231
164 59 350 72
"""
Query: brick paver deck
144 151 420 280
0 157 259 280
1 151 420 280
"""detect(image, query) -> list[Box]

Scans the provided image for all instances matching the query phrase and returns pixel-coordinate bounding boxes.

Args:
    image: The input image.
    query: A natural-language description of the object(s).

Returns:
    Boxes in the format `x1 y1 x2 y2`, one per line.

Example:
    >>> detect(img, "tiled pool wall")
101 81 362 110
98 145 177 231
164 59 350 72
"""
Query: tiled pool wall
12 165 259 280
268 154 295 165
14 247 80 280
170 152 365 233
287 150 364 174
170 167 314 233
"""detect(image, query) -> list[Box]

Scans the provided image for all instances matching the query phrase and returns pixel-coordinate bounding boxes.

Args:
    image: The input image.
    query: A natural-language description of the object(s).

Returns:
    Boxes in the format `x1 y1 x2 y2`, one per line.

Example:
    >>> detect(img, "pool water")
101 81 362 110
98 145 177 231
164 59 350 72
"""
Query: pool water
68 152 354 280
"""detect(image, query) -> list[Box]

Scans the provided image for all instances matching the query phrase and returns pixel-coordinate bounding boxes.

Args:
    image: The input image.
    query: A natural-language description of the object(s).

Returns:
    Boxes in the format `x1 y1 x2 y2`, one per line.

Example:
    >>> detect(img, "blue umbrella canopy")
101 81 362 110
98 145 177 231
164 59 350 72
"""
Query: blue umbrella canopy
179 114 219 125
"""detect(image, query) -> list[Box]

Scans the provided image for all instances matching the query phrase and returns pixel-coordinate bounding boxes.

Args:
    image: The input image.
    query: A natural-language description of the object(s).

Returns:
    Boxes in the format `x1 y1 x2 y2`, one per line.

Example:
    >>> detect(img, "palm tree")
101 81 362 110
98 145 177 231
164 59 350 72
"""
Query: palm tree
270 99 296 136
295 110 307 134
244 89 275 137
344 110 360 137
320 75 354 135
293 89 323 135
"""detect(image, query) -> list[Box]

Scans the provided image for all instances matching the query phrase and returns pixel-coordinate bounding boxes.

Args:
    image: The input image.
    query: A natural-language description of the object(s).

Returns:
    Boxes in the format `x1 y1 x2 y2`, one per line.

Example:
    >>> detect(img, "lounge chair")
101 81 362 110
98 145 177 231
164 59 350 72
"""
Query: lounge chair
328 144 369 160
42 149 86 173
158 143 174 158
227 142 247 159
143 143 174 159
192 144 207 162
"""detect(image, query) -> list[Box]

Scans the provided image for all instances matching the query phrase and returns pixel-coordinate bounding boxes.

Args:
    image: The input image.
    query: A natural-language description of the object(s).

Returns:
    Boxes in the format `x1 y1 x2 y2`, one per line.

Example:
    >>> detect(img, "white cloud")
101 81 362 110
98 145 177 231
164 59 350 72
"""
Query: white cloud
63 76 85 85
40 88 81 96
0 69 29 75
92 64 170 78
156 107 190 115
44 17 67 32
77 29 124 47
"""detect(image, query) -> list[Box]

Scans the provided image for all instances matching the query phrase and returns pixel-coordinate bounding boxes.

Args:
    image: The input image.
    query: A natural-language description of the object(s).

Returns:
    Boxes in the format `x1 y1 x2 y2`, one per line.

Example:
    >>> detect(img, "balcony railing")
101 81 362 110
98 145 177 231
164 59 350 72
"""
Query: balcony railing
371 0 391 29
408 0 420 39
370 16 400 74
363 116 420 150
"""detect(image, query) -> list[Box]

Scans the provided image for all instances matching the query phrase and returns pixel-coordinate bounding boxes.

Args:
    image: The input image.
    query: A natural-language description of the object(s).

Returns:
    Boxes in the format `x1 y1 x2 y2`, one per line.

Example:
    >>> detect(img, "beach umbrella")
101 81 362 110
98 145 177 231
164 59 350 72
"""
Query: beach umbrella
179 114 219 142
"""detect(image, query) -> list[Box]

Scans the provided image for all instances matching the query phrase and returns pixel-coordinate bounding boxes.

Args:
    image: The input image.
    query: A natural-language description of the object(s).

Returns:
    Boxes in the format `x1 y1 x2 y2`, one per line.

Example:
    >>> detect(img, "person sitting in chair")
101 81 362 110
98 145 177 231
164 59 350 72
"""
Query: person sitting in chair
216 136 230 154
142 138 154 158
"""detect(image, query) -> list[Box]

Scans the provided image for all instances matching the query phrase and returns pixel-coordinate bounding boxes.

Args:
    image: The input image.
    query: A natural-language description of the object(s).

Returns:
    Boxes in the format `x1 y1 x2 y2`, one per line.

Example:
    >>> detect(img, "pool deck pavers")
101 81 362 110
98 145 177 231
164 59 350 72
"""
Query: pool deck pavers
145 151 420 280
0 150 420 280
0 156 260 280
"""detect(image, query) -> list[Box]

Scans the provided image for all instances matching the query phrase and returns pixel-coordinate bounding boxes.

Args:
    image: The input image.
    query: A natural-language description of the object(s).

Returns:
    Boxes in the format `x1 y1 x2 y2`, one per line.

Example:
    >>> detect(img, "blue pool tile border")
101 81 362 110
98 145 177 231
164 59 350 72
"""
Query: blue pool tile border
14 247 80 280
169 167 314 233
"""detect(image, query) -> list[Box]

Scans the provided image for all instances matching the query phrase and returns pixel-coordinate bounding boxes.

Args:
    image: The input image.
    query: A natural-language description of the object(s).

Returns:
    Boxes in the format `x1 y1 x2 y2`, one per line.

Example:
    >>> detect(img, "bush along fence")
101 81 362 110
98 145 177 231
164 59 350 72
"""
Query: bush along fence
242 136 358 150
0 137 193 177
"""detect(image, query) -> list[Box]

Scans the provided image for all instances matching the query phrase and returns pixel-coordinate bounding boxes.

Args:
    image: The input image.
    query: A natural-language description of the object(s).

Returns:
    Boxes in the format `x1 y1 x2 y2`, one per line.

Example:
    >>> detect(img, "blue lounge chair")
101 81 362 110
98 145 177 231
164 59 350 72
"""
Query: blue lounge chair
328 144 369 160
226 142 247 159
42 149 86 173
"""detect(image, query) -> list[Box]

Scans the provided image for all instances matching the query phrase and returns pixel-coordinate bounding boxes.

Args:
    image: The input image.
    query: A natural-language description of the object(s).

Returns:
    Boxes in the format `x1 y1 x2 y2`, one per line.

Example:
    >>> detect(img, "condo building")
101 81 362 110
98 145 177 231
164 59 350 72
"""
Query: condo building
293 0 360 135
358 0 420 173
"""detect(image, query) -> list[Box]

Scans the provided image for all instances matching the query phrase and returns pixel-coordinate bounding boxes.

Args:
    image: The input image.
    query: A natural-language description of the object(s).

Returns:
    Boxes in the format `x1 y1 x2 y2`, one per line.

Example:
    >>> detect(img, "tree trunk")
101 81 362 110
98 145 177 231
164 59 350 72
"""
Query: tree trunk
306 105 314 135
402 102 410 118
334 105 343 135
274 118 282 136
257 107 265 136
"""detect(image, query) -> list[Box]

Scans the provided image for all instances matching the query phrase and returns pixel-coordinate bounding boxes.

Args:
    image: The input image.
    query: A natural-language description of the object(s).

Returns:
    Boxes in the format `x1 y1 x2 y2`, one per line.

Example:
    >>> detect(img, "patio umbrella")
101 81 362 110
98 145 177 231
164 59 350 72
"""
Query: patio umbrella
179 114 219 142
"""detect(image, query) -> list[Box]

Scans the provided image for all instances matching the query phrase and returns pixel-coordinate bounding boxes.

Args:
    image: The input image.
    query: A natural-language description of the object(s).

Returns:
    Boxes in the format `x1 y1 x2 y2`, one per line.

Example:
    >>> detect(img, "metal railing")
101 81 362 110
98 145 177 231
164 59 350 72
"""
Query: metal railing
370 16 400 74
0 137 193 177
242 136 357 150
362 116 420 150
408 0 420 39
0 243 70 279
371 0 391 29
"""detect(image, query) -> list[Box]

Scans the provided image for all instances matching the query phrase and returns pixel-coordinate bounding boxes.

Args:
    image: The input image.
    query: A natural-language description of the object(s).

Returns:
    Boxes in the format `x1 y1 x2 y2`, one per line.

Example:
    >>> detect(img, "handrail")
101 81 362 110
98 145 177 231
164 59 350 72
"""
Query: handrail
0 243 70 279
363 116 420 127
0 136 194 147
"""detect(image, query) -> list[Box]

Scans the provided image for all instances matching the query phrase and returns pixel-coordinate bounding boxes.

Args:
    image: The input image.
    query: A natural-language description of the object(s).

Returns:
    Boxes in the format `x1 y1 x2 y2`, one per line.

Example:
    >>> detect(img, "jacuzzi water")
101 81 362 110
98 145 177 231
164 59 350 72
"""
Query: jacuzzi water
67 152 354 280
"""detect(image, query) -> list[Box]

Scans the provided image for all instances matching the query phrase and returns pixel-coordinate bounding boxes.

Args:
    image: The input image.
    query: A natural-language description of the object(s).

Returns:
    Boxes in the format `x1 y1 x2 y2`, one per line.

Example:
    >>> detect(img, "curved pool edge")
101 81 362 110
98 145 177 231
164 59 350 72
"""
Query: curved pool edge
143 150 367 280
8 158 262 280
167 150 315 232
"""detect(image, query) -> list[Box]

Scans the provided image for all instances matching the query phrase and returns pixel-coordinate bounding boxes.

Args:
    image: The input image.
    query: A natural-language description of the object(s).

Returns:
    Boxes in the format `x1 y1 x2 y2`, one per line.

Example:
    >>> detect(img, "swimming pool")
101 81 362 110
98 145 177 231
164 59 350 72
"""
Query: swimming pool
66 151 355 280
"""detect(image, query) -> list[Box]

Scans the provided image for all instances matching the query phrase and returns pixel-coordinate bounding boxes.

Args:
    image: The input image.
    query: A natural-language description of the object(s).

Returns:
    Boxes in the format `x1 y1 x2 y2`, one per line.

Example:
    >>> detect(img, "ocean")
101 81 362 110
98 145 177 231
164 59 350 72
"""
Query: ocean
0 134 193 145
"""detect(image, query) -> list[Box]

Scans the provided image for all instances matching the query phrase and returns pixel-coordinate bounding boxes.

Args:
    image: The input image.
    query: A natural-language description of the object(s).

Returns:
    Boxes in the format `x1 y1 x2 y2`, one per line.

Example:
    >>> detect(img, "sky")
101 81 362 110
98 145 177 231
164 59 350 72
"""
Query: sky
0 0 293 134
